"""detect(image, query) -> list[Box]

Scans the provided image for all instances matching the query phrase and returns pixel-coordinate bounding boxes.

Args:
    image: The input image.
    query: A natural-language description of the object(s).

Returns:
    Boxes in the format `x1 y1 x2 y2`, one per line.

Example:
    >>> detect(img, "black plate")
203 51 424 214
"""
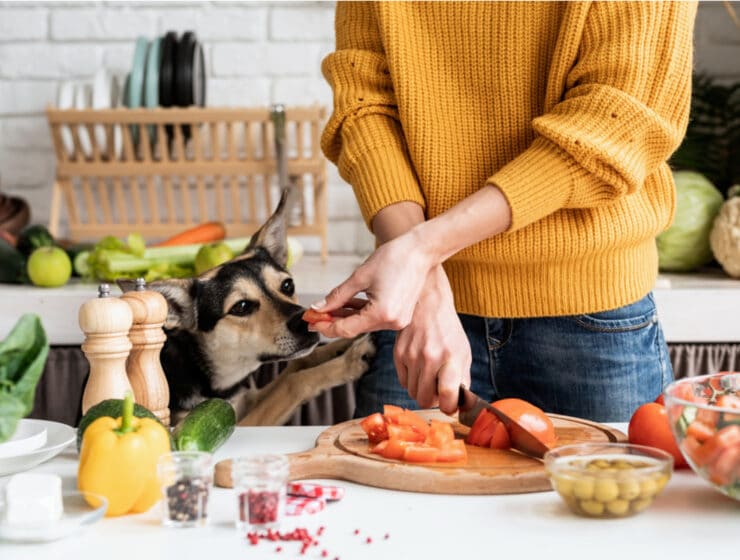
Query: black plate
175 31 197 139
159 31 178 108
192 40 206 107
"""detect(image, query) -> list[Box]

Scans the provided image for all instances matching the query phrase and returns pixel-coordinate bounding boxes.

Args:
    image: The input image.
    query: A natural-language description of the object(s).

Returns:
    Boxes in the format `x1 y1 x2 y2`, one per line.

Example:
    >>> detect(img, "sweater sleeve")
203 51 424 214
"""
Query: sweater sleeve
488 1 697 232
320 1 425 229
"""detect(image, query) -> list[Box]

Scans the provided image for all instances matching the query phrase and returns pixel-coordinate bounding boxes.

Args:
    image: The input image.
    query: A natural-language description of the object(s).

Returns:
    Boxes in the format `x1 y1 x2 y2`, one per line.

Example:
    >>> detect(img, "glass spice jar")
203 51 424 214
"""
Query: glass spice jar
157 451 212 528
232 454 289 532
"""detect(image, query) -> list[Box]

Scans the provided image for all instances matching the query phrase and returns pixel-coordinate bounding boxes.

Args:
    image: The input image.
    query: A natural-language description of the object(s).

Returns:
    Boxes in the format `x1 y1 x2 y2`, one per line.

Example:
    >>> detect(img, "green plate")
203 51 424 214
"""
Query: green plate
144 37 162 145
127 36 149 146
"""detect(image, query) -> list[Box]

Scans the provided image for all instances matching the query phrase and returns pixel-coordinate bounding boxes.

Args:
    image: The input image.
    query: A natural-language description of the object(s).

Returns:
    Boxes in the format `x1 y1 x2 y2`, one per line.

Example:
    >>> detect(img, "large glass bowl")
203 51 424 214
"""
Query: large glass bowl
663 372 740 501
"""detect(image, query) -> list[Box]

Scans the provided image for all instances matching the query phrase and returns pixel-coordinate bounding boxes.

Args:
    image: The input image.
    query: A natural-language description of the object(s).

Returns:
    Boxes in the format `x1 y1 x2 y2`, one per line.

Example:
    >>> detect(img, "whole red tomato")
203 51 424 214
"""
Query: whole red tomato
628 402 688 469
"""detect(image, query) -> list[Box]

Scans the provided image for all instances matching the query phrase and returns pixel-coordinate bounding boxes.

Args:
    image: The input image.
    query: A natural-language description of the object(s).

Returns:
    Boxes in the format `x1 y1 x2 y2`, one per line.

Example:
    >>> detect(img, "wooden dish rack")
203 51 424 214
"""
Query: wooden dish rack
45 105 328 259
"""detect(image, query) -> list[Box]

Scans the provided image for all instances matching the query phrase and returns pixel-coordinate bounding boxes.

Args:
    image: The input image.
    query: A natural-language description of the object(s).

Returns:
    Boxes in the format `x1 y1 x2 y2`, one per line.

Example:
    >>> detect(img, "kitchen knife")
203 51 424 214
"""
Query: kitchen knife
457 385 551 459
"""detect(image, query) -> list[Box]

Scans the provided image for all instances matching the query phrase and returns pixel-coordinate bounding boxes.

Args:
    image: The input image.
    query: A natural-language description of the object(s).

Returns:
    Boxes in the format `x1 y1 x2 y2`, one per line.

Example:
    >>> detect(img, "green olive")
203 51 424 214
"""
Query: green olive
605 499 630 516
594 479 620 503
554 476 574 497
618 479 640 500
639 478 657 499
579 500 605 516
631 498 653 512
573 477 595 500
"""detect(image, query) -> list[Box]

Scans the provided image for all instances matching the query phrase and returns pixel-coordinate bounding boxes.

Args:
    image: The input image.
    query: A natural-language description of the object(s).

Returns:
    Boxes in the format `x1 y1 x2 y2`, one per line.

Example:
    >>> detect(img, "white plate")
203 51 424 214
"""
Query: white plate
0 421 47 459
74 83 93 159
92 68 122 158
57 81 75 157
0 420 75 477
0 491 107 543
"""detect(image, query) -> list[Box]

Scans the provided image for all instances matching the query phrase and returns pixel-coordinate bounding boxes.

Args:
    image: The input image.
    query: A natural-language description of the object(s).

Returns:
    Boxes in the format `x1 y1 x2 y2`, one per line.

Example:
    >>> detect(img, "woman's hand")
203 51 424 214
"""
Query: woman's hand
309 226 436 339
394 265 471 414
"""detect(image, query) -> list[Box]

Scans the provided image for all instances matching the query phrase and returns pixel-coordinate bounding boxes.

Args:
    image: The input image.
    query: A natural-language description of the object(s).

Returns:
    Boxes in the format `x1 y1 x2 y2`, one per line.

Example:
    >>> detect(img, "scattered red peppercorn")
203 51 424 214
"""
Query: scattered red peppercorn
275 546 282 553
353 529 360 535
365 537 372 544
384 533 390 539
321 551 328 558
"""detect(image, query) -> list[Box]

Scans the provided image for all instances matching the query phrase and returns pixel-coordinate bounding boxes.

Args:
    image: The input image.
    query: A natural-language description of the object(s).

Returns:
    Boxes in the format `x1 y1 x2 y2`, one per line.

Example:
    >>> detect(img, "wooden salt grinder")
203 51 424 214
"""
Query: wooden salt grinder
79 283 134 415
121 278 171 426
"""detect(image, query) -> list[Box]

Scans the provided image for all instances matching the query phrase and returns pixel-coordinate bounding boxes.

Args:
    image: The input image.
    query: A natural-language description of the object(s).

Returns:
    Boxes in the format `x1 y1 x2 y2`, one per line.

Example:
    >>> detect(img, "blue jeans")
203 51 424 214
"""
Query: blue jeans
355 293 672 422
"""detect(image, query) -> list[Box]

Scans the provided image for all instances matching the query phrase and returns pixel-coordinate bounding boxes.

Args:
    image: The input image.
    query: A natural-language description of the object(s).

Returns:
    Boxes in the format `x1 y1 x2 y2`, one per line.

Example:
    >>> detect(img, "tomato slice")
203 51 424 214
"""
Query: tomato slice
686 420 716 443
383 404 404 424
381 438 411 460
466 409 497 447
360 412 389 444
681 434 702 465
489 419 511 450
493 398 557 447
692 425 740 468
403 444 439 463
425 421 455 449
707 444 740 487
396 409 430 436
301 309 333 324
387 423 425 443
436 439 468 463
371 440 388 455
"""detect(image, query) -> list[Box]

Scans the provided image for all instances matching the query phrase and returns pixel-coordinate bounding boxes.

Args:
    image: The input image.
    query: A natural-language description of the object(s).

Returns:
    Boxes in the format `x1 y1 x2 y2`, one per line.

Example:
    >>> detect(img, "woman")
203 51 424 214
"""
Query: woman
311 1 697 422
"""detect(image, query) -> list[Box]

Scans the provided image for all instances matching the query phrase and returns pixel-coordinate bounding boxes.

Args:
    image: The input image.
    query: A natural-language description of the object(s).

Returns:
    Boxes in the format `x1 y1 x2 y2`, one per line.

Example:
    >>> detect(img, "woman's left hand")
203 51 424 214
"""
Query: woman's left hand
309 228 436 339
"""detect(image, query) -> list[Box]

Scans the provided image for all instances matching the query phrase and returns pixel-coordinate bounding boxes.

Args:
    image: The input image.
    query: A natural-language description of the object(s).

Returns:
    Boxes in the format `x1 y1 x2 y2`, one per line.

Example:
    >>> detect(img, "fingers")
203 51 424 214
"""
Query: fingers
437 361 464 415
307 311 373 339
393 337 409 390
311 273 366 313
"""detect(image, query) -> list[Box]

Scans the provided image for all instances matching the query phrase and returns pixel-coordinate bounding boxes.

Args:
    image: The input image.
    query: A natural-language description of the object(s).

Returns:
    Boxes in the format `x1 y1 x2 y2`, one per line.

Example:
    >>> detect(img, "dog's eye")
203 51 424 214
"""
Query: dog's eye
280 278 295 297
228 300 259 317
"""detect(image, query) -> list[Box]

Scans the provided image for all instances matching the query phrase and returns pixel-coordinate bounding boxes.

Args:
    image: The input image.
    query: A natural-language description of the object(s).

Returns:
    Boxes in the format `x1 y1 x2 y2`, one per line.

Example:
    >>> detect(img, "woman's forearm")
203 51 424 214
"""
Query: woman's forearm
371 201 427 244
412 185 512 265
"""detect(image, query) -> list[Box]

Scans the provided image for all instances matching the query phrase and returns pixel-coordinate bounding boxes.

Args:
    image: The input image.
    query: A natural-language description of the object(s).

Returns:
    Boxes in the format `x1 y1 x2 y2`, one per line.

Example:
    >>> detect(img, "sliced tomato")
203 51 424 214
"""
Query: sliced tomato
681 434 702 465
466 409 496 447
695 407 720 428
436 440 468 463
654 394 665 405
692 425 740 468
493 398 557 447
383 404 404 424
360 412 389 444
397 409 430 436
707 444 740 487
717 394 740 409
489 419 511 450
686 420 716 443
371 440 388 455
403 444 439 463
381 438 411 460
425 420 455 449
387 423 425 443
301 309 333 324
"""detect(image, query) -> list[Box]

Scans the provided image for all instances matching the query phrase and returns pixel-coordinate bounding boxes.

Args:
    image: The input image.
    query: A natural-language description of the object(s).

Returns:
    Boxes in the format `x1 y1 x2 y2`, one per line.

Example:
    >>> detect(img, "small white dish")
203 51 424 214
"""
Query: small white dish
57 81 75 157
0 421 47 459
74 83 93 159
92 68 122 159
0 420 75 477
0 491 107 543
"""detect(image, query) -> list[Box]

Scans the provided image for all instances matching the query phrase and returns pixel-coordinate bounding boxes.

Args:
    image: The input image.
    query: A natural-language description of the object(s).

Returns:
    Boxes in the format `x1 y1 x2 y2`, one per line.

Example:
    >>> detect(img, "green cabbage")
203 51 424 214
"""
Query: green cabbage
657 171 724 272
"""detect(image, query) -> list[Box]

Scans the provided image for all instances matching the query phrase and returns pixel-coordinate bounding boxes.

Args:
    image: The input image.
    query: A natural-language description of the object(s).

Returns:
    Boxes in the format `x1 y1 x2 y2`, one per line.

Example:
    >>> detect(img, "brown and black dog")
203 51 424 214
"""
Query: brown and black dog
120 189 374 426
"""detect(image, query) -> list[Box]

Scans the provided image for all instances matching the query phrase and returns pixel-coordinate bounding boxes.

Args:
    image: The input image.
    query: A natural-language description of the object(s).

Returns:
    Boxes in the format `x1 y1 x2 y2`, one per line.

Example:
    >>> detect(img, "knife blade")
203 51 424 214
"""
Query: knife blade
457 385 551 459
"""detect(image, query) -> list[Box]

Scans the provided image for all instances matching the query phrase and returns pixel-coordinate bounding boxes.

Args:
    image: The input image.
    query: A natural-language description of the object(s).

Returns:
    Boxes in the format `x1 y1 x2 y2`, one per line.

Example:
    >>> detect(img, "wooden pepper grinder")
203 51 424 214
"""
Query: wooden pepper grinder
121 278 171 426
79 283 134 415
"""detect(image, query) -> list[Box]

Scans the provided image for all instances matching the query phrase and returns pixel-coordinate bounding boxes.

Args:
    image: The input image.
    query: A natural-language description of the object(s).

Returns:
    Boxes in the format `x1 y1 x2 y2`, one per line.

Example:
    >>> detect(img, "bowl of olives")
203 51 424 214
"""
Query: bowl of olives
544 443 673 518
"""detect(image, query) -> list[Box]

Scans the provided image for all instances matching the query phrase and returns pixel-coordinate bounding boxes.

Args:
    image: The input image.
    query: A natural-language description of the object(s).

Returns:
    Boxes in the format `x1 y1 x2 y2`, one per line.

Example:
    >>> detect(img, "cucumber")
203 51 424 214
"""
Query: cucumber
173 398 236 453
77 398 172 451
0 238 27 283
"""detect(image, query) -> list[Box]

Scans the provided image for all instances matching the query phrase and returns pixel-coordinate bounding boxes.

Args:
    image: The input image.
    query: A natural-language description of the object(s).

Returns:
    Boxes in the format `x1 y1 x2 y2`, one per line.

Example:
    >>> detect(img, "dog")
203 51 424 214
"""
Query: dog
120 189 374 426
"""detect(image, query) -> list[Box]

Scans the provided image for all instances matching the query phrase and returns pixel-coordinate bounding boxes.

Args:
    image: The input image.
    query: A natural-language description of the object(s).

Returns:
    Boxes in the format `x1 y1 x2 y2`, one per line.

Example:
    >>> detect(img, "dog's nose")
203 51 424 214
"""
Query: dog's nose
287 310 310 336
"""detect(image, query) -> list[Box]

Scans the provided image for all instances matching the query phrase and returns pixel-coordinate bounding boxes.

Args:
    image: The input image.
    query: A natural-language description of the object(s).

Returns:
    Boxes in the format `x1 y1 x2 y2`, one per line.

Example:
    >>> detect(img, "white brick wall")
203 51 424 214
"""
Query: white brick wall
0 1 738 256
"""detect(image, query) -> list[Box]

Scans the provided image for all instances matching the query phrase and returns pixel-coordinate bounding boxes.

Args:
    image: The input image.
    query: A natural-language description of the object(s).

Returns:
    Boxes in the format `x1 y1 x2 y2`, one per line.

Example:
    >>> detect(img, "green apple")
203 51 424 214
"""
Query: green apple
27 246 72 287
194 242 234 275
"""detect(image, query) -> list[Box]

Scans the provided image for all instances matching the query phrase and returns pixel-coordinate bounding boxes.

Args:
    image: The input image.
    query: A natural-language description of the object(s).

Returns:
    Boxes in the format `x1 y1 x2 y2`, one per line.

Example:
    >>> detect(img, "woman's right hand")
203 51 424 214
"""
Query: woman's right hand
393 265 472 414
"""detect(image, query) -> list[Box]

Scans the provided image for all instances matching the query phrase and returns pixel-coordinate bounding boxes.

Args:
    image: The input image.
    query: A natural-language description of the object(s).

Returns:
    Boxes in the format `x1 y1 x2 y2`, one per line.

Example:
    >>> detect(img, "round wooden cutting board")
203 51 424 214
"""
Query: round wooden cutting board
214 410 626 495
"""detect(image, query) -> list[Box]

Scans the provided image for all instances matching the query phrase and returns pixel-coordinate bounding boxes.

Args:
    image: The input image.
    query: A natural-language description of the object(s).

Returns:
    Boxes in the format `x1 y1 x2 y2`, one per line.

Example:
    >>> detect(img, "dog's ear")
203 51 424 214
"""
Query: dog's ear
244 187 293 268
117 278 197 330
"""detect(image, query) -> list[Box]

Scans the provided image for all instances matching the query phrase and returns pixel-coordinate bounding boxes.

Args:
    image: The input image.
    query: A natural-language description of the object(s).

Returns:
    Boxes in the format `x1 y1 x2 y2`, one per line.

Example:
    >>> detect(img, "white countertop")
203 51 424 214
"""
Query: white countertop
0 257 739 344
1 424 738 559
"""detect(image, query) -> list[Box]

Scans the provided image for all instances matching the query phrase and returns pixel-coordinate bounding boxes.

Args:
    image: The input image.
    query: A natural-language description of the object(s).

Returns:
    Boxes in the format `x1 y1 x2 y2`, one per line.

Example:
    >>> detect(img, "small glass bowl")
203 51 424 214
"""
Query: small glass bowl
157 451 212 528
664 372 740 501
544 443 673 518
232 454 289 532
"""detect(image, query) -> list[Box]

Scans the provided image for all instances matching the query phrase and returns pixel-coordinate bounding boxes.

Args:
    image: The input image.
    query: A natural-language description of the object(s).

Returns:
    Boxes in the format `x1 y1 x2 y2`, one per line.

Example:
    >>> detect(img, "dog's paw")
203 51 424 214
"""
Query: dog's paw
341 334 376 380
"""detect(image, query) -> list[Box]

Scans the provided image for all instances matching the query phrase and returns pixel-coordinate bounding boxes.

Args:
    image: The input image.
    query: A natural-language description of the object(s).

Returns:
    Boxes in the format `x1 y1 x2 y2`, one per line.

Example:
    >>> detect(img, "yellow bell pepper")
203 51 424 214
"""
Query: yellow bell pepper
78 393 170 517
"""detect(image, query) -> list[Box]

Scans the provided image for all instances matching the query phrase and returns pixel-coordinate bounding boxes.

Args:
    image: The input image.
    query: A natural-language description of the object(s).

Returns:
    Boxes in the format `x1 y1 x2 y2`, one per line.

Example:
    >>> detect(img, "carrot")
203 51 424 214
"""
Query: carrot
154 222 226 247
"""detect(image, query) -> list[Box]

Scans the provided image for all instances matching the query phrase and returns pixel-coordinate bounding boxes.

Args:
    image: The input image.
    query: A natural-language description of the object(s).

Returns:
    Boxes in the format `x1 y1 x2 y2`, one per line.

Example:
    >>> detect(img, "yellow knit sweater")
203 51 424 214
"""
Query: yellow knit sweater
321 1 697 318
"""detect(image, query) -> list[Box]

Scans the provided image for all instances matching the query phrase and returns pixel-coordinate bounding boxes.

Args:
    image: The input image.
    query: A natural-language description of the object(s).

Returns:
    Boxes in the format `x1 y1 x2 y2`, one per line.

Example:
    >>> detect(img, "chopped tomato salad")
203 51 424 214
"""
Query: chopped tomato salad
361 406 468 464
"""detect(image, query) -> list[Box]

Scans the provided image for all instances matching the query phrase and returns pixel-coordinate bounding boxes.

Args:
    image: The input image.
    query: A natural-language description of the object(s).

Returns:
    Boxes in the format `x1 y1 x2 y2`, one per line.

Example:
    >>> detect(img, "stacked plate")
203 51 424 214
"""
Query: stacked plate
56 31 206 160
